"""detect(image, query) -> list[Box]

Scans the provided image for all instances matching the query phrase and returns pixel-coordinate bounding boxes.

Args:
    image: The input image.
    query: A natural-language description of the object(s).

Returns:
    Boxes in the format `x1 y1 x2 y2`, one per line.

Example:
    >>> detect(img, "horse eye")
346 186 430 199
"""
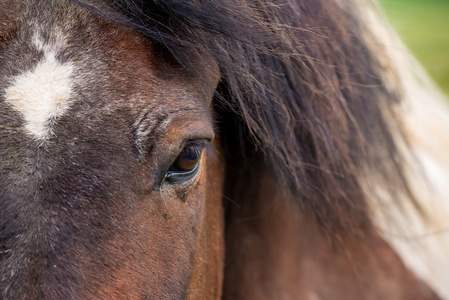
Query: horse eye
164 143 204 184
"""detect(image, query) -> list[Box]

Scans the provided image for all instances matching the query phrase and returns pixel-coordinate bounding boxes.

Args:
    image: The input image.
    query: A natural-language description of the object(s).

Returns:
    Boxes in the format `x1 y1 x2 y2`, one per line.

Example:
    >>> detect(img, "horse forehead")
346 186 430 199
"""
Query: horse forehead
4 30 73 140
0 1 218 141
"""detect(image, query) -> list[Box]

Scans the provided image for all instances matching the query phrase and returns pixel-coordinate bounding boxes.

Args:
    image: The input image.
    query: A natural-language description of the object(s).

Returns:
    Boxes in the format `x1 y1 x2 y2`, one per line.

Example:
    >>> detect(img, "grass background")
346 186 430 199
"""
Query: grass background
379 0 449 95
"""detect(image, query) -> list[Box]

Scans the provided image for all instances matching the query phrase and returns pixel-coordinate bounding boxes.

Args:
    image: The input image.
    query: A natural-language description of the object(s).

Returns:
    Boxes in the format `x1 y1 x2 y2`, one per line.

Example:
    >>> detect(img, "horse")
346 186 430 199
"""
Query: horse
1 0 449 299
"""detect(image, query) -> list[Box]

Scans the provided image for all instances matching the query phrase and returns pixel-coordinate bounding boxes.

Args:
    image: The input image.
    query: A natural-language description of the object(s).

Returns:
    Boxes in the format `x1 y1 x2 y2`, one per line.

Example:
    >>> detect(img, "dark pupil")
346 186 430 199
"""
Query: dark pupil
173 148 201 172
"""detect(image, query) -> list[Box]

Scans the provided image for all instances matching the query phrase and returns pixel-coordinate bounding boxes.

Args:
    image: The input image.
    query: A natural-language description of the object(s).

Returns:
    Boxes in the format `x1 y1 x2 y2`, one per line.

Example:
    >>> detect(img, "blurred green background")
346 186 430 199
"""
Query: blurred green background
379 0 449 95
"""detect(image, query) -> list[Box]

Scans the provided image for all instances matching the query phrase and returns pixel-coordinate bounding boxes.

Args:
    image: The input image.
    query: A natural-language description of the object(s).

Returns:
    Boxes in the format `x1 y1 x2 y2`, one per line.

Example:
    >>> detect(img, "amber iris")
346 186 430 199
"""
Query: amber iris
170 146 201 172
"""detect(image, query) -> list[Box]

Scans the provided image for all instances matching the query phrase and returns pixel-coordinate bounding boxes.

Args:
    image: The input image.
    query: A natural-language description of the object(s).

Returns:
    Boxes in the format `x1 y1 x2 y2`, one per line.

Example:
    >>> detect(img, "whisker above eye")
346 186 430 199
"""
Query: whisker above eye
197 182 241 208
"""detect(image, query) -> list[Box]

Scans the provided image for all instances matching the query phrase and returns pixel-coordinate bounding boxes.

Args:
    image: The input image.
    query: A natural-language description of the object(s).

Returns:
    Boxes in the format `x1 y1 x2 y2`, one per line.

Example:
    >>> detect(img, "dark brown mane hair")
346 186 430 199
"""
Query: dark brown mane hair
74 0 412 238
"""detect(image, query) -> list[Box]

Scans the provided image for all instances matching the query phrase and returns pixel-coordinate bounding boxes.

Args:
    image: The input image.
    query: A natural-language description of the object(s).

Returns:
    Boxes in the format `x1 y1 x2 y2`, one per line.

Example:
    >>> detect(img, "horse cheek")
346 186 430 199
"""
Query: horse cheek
185 137 226 300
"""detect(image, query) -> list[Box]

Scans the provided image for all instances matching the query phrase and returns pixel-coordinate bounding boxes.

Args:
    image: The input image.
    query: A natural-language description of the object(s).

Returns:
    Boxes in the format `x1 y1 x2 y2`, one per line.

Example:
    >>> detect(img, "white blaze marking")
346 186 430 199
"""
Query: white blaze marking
5 32 73 140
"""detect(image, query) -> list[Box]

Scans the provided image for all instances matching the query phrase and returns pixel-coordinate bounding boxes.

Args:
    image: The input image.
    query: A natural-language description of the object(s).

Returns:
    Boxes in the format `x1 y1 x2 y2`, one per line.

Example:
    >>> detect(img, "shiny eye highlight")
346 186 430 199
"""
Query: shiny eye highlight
164 141 206 184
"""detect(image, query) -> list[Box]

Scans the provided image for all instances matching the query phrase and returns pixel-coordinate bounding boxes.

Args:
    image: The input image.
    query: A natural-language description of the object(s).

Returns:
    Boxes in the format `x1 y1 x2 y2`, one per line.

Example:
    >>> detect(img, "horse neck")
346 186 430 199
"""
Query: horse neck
222 165 439 300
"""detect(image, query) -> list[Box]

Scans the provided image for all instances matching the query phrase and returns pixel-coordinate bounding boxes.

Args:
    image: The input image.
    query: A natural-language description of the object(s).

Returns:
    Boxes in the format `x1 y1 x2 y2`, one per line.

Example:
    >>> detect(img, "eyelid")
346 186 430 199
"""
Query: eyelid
184 139 212 155
164 162 201 184
177 139 216 162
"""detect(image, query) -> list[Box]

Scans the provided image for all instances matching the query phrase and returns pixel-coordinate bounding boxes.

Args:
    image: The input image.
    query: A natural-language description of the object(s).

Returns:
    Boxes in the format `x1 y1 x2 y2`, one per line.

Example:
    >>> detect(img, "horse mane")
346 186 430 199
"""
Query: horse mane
75 0 415 238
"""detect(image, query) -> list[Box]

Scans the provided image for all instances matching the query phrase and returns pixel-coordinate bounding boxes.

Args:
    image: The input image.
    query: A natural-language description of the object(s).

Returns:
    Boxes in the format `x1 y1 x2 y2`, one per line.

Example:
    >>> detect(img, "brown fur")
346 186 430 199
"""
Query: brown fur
0 1 223 298
0 0 440 299
223 164 439 299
